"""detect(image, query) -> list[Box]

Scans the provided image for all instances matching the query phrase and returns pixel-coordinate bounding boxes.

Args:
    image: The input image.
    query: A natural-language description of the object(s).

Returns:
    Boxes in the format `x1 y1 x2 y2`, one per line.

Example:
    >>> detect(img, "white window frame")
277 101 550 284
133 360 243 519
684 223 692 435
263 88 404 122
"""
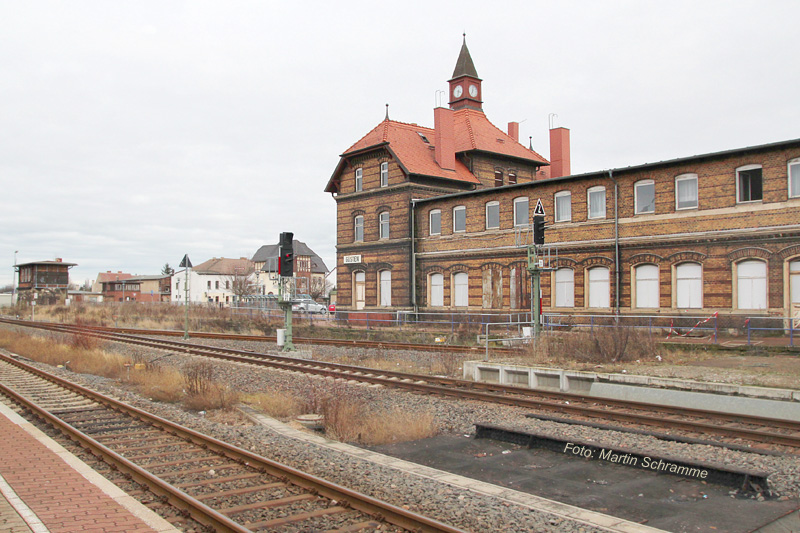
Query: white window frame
554 191 571 222
790 259 800 307
587 267 610 308
379 212 389 239
453 205 466 233
355 167 363 192
485 201 500 230
736 164 763 204
429 209 441 236
635 180 655 214
513 197 529 227
380 162 388 187
675 262 702 309
429 273 444 307
587 186 605 220
788 158 800 199
554 268 574 308
453 272 468 307
379 270 391 307
354 215 364 242
675 173 698 210
736 260 767 310
634 264 659 309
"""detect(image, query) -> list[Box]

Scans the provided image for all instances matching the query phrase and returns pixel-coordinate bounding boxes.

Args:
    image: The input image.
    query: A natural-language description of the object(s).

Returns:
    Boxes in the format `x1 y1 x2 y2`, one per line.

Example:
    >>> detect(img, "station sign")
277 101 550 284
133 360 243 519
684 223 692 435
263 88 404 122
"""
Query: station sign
344 255 362 264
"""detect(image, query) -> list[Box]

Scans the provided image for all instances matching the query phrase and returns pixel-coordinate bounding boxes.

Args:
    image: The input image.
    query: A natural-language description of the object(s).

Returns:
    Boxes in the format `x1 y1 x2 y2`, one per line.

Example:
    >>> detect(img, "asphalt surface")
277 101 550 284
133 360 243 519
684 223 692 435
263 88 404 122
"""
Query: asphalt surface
368 434 799 532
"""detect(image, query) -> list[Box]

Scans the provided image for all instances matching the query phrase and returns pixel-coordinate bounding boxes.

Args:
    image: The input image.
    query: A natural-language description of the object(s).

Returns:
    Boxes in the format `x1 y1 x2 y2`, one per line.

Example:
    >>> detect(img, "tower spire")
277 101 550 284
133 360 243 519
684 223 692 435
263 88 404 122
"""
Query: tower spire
448 35 483 111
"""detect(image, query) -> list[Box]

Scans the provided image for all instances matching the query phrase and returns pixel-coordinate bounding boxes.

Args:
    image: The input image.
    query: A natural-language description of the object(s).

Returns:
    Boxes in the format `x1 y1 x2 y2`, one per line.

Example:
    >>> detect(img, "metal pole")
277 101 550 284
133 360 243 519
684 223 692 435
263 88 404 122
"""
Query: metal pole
12 251 18 307
184 267 189 339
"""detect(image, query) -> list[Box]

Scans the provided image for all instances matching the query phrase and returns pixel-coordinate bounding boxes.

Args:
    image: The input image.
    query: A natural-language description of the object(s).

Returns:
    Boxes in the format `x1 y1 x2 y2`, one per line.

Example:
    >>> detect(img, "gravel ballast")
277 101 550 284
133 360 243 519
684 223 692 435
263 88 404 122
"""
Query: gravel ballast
3 326 799 532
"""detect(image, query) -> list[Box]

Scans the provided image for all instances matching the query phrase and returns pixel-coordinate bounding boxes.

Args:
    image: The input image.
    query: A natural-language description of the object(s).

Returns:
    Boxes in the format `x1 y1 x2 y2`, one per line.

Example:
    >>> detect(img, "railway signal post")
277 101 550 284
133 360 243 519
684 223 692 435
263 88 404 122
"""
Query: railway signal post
527 199 549 337
277 232 296 352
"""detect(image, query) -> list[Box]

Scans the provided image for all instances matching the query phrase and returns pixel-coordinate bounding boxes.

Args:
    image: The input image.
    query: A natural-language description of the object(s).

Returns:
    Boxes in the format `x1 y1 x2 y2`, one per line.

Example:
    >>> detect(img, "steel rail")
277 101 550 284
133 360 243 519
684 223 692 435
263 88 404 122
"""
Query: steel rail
0 353 468 533
5 318 800 449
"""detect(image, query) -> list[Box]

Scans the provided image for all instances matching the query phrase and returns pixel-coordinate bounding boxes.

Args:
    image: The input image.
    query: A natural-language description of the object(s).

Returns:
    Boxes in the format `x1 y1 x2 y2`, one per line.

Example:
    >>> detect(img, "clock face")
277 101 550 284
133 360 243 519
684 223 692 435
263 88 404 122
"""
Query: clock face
469 84 478 97
453 85 463 98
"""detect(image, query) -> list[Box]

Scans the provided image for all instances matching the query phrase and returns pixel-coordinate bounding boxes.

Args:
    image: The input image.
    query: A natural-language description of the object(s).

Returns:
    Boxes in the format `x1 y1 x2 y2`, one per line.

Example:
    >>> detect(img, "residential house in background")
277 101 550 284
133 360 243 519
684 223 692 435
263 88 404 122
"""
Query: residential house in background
251 239 329 299
100 274 170 303
171 257 255 307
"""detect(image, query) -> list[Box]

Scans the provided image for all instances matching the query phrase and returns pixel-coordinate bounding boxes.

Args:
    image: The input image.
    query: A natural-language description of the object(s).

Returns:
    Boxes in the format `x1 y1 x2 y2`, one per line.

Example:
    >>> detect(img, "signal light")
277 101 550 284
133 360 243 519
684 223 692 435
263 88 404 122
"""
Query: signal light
278 232 294 277
533 216 545 245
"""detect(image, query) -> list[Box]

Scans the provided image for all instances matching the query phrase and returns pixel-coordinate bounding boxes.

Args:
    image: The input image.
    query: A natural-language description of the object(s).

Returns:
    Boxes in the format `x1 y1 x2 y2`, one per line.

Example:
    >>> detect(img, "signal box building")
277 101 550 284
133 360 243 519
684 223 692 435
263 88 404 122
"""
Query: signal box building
326 40 800 321
15 259 77 305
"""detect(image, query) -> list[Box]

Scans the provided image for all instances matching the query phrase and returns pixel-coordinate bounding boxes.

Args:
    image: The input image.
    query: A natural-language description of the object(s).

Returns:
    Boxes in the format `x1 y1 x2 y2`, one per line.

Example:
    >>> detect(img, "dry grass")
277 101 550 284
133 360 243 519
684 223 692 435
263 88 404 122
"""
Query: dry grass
518 327 664 368
127 366 185 403
0 329 128 379
243 391 304 419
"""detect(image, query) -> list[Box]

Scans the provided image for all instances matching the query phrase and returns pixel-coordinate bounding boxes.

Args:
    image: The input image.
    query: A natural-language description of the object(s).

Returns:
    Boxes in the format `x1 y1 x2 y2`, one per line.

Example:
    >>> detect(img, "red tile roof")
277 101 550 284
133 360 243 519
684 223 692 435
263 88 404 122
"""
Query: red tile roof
338 110 548 186
95 272 133 283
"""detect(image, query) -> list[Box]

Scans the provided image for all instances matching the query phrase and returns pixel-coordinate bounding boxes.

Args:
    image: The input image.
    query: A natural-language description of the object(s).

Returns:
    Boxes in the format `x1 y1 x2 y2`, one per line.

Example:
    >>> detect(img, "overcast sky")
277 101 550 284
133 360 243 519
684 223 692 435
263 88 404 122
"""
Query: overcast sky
2 1 798 288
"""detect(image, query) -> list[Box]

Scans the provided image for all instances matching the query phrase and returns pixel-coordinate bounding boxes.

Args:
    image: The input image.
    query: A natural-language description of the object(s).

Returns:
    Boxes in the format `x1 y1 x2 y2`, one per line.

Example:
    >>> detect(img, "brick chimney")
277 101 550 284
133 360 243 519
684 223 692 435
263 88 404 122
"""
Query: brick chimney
549 127 571 178
434 107 455 171
507 122 519 142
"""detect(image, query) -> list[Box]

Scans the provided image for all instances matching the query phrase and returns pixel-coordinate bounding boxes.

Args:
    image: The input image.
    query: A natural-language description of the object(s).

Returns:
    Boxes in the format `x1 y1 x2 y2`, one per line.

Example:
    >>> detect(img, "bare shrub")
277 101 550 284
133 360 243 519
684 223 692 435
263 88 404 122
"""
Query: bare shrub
67 320 102 351
183 361 215 396
432 352 464 377
359 408 438 445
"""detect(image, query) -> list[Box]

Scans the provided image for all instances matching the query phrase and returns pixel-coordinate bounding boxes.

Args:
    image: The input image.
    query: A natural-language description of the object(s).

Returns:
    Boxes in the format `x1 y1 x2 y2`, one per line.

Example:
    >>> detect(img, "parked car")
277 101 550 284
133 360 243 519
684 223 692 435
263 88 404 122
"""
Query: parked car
292 297 326 314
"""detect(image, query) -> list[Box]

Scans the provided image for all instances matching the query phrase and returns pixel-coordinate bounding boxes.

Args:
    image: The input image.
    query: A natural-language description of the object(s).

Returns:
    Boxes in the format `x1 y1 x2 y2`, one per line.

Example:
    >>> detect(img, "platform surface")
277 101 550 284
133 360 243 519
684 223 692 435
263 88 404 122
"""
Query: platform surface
0 401 178 533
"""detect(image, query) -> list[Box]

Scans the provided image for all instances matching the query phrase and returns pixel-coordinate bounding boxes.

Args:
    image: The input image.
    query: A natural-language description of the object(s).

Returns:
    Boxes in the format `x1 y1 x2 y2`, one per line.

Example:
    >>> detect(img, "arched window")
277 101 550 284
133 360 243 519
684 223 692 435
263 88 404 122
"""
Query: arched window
353 271 365 310
790 260 800 309
635 180 655 214
555 191 571 222
378 270 391 307
354 215 364 242
453 206 466 232
789 158 800 198
429 273 444 307
354 167 363 192
635 264 659 308
587 267 610 308
380 162 388 187
737 164 763 203
379 212 389 239
453 272 468 307
429 209 441 235
737 260 767 309
554 268 574 308
587 186 606 219
675 173 698 210
485 201 500 229
675 263 702 309
494 170 503 187
513 197 529 227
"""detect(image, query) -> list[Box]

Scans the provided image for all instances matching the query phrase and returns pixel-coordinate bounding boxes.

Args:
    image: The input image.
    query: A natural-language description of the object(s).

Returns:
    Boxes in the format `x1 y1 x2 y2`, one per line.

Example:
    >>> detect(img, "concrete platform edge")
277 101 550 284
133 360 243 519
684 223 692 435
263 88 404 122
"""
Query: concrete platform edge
238 405 666 533
0 401 180 533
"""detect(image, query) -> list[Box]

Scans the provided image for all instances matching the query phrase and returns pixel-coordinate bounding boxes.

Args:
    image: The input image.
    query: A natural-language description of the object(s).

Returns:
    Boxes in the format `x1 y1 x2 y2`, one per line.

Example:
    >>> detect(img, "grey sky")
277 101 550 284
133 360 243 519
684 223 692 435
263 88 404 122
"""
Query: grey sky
2 1 798 288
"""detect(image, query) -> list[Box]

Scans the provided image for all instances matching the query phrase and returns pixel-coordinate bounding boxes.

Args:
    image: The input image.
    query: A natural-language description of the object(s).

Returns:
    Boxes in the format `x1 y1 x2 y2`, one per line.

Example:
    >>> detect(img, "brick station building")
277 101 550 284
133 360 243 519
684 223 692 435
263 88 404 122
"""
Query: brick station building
326 40 800 321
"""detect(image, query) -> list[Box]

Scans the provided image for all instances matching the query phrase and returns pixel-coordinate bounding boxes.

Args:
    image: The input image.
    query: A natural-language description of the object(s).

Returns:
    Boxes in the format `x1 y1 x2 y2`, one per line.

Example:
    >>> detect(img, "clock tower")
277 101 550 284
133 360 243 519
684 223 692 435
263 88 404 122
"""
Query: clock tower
448 36 483 111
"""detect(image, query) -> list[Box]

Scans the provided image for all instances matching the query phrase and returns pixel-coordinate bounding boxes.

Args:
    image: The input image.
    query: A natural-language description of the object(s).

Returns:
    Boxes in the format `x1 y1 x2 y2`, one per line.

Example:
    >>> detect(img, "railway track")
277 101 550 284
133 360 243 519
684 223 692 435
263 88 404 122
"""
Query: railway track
0 351 466 533
4 318 800 451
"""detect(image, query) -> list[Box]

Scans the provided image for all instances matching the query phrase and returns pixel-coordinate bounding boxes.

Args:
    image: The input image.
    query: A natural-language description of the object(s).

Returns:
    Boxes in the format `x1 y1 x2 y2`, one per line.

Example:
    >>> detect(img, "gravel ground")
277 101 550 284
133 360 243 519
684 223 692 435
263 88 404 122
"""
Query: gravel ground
3 327 800 532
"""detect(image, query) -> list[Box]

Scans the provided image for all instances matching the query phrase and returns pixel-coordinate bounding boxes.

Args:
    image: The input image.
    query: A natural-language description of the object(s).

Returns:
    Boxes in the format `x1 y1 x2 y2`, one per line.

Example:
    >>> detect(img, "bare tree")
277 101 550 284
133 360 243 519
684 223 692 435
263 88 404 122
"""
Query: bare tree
226 266 257 299
307 276 331 302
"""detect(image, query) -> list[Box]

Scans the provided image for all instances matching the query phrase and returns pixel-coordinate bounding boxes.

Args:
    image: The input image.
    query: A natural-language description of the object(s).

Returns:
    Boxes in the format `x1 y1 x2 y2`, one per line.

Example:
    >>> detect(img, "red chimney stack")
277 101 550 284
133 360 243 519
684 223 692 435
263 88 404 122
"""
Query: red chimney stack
434 107 456 171
549 127 571 178
507 122 519 142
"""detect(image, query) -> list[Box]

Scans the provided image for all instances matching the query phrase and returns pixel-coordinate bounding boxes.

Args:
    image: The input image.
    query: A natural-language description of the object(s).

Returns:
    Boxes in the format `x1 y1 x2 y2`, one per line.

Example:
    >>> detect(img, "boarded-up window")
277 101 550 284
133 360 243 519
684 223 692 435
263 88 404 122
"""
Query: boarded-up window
587 267 610 308
635 264 659 308
555 268 574 307
510 267 531 309
482 268 503 309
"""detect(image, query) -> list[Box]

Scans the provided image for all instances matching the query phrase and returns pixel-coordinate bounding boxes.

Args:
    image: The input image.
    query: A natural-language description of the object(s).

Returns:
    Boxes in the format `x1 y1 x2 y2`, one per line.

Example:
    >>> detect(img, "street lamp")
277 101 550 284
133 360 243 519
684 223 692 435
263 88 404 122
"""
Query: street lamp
12 251 18 307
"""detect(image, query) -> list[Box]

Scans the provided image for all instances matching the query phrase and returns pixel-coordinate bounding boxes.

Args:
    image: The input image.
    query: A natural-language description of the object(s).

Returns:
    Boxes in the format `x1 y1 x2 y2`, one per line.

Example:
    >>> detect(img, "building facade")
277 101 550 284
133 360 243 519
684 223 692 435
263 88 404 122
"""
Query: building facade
327 40 800 321
15 259 77 305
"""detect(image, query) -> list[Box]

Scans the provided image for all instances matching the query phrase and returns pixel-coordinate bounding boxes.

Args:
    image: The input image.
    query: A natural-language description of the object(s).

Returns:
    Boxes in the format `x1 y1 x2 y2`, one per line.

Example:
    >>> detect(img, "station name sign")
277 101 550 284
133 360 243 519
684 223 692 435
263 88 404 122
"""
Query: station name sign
344 255 362 264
